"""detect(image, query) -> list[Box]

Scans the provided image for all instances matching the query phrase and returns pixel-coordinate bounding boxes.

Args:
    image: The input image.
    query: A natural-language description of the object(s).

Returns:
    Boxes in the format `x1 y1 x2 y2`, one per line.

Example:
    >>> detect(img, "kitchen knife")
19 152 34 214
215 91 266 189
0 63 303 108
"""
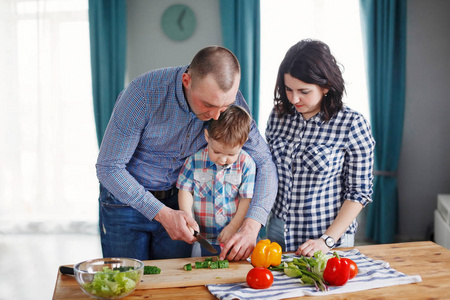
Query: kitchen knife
194 230 218 254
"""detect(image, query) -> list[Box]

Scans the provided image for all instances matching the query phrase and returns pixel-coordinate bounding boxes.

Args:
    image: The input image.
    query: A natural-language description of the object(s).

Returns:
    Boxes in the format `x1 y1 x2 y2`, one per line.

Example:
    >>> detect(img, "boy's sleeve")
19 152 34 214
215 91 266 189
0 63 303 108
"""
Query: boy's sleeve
238 155 256 199
176 155 195 192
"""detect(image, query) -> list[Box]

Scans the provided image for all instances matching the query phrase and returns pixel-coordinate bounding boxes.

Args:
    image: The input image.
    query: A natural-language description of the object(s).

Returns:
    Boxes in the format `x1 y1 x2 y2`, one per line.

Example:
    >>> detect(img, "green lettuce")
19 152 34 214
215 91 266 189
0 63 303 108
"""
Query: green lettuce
311 250 332 278
82 267 139 298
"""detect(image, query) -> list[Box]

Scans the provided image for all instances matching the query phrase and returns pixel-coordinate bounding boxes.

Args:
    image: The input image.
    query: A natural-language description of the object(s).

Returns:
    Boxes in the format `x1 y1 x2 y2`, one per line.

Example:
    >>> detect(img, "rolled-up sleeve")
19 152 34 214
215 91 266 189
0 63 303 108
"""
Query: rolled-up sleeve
344 115 376 207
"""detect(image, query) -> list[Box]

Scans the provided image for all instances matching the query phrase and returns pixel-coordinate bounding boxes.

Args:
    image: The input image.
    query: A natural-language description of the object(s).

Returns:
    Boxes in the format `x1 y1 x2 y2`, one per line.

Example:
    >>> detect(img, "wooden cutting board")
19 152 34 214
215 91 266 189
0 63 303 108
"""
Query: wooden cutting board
139 257 253 289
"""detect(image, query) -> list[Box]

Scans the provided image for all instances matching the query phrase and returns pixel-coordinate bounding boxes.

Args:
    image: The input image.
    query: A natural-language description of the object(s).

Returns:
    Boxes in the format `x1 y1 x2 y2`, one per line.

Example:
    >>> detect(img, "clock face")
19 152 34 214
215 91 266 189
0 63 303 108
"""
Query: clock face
161 4 197 41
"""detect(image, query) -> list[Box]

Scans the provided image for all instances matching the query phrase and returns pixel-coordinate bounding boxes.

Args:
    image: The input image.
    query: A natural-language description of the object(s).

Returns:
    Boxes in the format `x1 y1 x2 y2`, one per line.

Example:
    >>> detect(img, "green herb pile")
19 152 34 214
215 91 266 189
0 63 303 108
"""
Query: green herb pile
269 251 332 291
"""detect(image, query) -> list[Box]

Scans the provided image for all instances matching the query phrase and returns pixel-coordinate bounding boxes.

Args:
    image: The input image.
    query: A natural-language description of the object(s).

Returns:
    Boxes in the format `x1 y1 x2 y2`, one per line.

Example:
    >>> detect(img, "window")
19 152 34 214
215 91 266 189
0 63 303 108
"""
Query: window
259 0 369 134
0 0 98 233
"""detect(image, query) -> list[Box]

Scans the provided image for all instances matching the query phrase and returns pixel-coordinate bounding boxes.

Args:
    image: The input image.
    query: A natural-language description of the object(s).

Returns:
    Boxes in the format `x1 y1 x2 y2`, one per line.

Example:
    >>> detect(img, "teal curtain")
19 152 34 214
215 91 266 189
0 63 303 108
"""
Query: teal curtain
88 0 127 147
359 0 407 243
219 0 260 124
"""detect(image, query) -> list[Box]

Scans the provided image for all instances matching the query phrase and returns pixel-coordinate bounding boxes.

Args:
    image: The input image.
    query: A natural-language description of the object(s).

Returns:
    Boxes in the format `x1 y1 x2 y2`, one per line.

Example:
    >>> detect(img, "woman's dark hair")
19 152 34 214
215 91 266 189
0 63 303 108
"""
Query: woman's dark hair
274 39 345 121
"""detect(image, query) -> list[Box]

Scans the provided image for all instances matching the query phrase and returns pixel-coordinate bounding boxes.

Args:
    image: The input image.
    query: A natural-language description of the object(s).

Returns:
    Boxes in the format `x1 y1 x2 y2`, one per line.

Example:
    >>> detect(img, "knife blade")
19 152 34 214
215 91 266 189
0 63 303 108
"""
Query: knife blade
194 230 218 254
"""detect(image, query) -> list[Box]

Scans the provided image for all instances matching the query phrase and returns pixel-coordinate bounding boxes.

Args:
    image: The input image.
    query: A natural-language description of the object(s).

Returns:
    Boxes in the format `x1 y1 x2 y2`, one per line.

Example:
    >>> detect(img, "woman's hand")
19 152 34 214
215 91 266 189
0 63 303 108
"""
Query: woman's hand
295 238 330 257
296 200 363 256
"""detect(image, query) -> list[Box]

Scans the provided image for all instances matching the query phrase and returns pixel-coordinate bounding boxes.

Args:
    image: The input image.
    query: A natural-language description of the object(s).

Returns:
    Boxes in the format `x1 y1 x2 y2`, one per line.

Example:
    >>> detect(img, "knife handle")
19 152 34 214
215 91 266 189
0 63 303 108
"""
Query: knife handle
59 266 74 275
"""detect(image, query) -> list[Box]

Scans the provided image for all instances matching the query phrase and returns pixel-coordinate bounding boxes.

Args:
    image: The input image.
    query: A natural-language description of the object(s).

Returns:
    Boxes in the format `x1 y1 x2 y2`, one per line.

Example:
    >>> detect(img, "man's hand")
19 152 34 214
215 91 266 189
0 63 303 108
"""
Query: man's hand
219 218 261 261
154 206 198 244
295 238 330 257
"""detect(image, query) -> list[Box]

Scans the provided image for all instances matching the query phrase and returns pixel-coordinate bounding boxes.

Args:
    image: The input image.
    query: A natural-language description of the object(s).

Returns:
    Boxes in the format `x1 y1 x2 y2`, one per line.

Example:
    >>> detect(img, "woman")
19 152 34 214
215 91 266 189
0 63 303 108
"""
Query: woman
265 39 375 256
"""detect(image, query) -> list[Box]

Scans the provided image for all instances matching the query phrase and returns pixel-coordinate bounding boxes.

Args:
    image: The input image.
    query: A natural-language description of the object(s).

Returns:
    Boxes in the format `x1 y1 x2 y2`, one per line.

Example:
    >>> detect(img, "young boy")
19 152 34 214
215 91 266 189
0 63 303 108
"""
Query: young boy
176 105 256 255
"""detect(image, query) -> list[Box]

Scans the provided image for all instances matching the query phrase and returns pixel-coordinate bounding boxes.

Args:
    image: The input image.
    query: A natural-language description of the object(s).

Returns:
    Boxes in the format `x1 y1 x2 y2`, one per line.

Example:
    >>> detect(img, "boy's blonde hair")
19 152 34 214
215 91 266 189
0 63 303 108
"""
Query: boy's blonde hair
207 105 251 148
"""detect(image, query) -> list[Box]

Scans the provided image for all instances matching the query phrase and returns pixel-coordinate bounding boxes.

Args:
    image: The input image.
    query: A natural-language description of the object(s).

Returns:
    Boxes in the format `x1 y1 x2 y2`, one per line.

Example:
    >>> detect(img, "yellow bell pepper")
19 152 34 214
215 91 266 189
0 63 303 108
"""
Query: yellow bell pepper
251 239 282 268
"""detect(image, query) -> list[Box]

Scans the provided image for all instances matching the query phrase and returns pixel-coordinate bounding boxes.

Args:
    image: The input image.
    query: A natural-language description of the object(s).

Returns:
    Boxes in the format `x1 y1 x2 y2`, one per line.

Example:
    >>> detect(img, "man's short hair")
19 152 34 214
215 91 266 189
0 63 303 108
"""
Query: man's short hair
207 105 251 148
189 46 240 91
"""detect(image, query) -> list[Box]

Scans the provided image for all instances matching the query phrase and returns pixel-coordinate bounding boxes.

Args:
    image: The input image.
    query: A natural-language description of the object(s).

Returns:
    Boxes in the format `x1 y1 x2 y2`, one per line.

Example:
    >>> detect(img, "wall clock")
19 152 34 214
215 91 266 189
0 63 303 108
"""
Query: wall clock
161 4 197 41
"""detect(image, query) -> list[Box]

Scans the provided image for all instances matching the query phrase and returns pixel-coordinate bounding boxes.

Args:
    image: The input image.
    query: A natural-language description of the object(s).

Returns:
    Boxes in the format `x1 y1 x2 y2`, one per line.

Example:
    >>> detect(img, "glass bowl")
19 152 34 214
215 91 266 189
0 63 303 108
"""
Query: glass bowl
74 257 144 299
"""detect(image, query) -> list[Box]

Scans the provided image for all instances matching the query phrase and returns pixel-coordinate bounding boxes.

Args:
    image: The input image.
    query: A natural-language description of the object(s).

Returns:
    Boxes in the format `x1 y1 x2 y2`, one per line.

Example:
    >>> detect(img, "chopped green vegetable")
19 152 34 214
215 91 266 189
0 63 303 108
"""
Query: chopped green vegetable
82 267 140 298
186 257 229 270
210 261 219 269
218 260 229 269
183 263 192 271
202 261 210 268
144 266 161 274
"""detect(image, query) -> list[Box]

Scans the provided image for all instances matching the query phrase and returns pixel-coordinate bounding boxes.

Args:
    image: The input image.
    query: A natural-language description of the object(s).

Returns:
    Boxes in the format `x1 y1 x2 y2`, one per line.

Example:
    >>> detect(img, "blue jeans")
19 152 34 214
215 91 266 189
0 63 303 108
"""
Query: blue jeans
266 213 287 251
266 213 355 251
99 185 192 260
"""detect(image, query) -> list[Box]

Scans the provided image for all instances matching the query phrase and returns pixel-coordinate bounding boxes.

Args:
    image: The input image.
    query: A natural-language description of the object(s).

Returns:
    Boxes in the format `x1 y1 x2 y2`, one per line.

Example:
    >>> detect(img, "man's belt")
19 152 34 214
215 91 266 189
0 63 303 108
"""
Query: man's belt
150 186 177 200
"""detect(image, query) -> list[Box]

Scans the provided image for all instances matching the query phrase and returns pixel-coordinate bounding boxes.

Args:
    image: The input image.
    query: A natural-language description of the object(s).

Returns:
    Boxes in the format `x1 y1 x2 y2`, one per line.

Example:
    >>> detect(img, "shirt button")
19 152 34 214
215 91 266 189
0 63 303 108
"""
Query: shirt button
216 214 226 224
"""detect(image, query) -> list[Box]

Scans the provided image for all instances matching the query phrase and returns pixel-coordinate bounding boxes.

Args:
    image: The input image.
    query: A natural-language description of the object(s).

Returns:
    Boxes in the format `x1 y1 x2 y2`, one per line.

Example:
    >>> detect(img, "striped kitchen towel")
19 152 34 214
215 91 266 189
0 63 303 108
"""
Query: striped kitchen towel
207 249 422 300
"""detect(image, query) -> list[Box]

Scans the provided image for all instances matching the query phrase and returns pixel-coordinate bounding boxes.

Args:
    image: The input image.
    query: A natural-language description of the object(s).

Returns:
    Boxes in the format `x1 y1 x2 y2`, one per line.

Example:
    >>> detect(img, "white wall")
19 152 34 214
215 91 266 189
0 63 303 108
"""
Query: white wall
397 0 450 241
126 0 222 82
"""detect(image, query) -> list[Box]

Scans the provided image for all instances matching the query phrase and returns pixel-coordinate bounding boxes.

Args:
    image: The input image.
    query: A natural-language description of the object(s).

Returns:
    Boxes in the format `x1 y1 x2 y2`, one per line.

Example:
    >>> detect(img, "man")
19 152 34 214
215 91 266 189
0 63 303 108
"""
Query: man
96 46 277 261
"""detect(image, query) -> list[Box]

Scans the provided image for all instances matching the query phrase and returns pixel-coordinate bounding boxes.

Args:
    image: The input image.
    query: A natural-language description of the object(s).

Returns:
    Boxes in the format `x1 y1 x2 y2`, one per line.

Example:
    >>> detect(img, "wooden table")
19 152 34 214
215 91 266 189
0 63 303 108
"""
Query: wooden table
53 241 449 299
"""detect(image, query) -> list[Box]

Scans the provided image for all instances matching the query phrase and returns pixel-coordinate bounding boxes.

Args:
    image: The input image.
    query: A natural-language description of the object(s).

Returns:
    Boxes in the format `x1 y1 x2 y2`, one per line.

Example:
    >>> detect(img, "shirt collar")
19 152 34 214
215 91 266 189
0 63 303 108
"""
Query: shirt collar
175 65 193 115
311 112 325 126
202 148 215 169
202 148 234 170
216 163 232 170
294 110 325 126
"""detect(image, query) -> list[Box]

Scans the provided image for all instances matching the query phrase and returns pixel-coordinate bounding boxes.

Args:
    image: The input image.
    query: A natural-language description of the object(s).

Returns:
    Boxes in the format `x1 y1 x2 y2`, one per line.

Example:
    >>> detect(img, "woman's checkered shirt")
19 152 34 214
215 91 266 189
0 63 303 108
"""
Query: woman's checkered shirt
265 106 375 251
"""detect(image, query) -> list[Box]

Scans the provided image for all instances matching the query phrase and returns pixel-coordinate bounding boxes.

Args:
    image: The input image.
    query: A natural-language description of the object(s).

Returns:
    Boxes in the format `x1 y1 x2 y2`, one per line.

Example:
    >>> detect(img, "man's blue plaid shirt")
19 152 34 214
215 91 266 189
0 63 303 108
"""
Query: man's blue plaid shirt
266 106 375 251
96 65 277 224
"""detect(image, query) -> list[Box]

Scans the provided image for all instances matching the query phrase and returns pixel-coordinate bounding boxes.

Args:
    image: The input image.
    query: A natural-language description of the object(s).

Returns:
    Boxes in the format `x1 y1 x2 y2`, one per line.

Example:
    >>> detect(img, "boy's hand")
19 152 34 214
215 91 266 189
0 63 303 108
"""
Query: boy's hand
218 223 239 244
219 218 260 261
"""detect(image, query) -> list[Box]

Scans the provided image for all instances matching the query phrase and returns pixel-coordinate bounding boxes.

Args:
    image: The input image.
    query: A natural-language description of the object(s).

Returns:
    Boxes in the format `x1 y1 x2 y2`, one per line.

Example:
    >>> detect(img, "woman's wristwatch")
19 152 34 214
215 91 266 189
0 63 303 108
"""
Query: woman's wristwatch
320 234 336 249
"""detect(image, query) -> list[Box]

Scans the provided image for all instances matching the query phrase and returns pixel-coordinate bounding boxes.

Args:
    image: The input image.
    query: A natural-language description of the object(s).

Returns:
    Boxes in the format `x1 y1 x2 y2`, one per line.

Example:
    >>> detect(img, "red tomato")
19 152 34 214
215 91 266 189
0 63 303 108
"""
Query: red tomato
246 267 274 289
342 258 358 279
